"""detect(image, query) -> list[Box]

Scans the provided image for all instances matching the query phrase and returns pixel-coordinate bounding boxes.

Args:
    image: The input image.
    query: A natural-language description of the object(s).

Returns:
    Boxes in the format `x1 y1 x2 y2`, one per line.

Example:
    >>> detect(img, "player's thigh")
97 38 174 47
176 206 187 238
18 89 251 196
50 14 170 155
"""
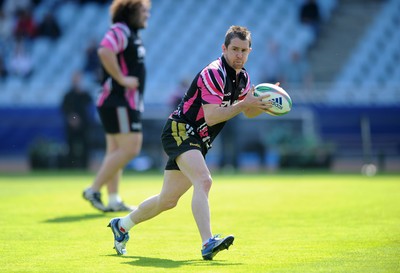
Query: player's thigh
175 149 211 187
159 170 192 202
114 132 143 154
105 134 119 153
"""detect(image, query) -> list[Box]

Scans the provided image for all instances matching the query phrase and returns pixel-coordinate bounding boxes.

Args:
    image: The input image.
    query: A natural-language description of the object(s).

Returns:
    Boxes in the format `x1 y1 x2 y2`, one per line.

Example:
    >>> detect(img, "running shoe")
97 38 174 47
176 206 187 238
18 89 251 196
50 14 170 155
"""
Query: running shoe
82 188 108 212
201 234 234 260
107 202 136 212
107 218 130 255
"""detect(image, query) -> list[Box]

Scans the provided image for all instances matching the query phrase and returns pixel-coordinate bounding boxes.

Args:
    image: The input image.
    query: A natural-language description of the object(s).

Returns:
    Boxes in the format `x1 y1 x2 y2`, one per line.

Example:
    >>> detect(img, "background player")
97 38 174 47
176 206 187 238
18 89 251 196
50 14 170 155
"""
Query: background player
83 0 151 212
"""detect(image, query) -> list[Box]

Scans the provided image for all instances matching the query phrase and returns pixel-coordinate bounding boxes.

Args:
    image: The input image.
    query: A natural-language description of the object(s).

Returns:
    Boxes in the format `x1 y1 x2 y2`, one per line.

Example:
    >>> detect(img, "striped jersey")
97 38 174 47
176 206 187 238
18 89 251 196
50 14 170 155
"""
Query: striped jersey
170 55 251 148
97 22 146 112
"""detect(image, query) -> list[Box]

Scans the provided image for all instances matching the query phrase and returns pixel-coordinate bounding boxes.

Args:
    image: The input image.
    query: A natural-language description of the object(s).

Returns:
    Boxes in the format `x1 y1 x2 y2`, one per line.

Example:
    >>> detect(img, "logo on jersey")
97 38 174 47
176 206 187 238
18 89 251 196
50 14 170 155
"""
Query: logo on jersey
221 99 238 107
137 45 146 59
189 143 201 148
131 122 142 130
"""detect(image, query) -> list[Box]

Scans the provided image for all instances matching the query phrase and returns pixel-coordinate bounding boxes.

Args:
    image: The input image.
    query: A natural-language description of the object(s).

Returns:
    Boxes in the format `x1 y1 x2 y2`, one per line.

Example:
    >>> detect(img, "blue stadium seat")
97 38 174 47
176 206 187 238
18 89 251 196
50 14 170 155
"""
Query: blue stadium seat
332 0 400 105
1 0 341 106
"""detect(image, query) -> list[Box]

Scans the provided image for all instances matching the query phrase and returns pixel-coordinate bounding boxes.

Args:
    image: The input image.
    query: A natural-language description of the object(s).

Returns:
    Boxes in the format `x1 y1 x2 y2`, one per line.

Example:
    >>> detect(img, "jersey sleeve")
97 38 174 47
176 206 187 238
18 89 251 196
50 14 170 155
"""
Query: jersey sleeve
99 23 130 53
198 67 225 105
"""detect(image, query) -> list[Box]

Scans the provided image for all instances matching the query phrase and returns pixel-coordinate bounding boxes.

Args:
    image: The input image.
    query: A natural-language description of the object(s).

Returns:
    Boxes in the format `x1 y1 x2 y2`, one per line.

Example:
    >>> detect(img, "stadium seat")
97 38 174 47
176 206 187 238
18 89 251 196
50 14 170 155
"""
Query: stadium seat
0 0 348 106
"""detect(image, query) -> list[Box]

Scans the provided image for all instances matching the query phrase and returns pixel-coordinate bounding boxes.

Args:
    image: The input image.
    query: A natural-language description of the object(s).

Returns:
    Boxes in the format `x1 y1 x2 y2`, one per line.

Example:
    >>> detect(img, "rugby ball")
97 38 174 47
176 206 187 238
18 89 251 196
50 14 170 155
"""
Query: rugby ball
254 83 292 116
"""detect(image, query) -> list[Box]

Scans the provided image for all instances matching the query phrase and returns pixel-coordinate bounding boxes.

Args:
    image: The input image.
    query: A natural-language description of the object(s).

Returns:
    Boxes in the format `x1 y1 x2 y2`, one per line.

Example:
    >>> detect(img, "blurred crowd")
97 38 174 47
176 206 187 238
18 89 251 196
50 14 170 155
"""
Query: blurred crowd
0 0 107 169
0 0 325 93
259 0 322 91
0 0 106 82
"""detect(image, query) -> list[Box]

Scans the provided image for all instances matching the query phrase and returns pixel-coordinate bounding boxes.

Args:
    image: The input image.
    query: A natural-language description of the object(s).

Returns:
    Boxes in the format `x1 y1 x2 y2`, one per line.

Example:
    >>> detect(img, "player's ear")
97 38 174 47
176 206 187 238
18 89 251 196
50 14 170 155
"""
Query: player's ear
222 44 227 53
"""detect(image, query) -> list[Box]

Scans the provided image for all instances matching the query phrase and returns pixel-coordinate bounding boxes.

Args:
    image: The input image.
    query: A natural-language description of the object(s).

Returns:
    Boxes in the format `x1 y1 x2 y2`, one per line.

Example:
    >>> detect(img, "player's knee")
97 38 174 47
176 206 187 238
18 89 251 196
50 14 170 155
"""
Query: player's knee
196 175 213 193
122 146 140 159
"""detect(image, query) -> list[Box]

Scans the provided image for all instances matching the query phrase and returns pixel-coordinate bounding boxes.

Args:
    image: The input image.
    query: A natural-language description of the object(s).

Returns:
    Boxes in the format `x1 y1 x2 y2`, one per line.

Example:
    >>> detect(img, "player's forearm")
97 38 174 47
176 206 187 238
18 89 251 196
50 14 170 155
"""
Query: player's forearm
97 47 124 83
203 101 246 126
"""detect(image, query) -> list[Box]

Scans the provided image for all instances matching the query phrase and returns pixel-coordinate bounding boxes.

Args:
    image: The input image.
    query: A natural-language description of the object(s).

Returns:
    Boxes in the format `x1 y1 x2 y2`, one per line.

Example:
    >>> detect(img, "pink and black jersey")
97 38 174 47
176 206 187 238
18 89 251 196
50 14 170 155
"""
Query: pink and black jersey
170 56 251 148
97 22 146 112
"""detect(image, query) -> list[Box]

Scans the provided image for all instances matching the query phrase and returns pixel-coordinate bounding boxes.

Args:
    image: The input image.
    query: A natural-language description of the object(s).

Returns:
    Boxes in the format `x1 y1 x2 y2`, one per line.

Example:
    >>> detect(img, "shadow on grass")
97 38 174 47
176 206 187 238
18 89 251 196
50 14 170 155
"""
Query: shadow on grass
108 255 242 268
43 213 107 223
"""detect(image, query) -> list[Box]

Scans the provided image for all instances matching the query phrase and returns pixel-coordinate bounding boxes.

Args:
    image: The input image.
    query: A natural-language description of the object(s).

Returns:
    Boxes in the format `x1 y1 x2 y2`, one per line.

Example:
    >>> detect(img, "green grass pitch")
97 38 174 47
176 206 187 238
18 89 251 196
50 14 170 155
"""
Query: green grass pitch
0 172 399 273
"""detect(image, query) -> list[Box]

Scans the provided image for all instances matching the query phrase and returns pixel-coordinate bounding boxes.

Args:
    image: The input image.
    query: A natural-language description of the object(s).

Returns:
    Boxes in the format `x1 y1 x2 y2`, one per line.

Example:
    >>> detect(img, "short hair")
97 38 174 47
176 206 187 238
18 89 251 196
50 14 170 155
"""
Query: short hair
110 0 151 24
224 25 252 48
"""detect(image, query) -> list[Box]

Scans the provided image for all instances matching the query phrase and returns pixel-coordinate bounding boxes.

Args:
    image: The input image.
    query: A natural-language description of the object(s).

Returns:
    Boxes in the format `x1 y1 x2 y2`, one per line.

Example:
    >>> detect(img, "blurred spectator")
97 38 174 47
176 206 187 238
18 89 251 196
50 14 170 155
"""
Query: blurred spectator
60 71 94 169
83 38 101 82
31 0 42 6
282 48 313 90
299 0 321 37
169 78 190 110
9 38 33 78
79 0 109 4
0 8 14 54
14 8 37 41
260 38 283 84
0 53 8 80
3 0 32 15
37 12 61 40
219 116 239 171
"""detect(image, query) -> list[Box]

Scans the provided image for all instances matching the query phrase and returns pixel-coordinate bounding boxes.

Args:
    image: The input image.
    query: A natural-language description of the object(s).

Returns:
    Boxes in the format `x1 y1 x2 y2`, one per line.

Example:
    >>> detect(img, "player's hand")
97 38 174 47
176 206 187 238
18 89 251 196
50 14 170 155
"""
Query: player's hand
119 76 139 89
244 85 272 111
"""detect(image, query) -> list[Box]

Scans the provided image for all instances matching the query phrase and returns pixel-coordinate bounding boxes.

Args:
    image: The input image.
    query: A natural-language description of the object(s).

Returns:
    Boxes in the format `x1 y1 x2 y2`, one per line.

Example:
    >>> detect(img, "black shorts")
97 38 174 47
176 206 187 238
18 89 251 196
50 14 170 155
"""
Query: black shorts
97 106 142 133
161 119 208 170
